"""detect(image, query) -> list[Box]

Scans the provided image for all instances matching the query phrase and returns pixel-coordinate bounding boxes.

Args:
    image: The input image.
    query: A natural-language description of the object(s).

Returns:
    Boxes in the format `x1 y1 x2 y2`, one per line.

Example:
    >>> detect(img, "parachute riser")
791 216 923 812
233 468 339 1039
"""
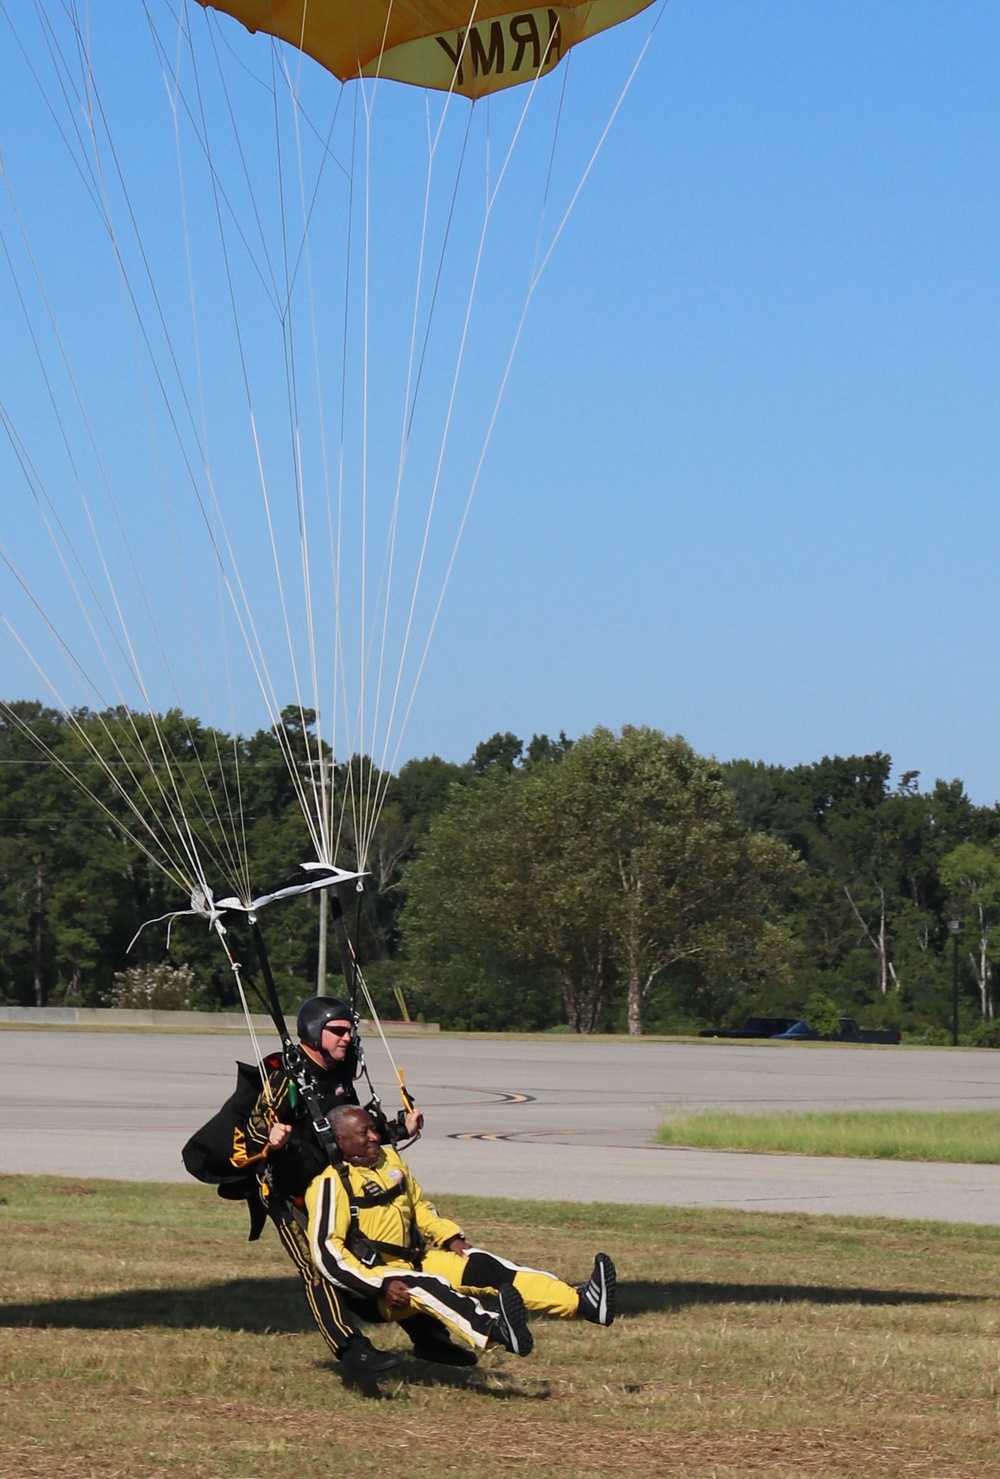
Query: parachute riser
327 893 358 1012
247 912 344 1169
328 890 416 1124
229 895 413 1151
325 891 379 1101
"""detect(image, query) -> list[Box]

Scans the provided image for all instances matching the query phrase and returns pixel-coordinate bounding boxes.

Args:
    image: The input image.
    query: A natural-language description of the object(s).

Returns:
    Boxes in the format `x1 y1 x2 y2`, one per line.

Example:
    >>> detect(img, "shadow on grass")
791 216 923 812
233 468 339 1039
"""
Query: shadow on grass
619 1279 985 1313
0 1276 313 1333
0 1277 552 1400
332 1360 553 1402
2 1274 982 1336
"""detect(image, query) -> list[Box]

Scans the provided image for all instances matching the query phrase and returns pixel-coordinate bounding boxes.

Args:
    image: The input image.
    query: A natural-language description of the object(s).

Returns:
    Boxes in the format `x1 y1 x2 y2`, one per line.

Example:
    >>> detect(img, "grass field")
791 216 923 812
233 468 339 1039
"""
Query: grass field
655 1110 1000 1163
1 1176 998 1478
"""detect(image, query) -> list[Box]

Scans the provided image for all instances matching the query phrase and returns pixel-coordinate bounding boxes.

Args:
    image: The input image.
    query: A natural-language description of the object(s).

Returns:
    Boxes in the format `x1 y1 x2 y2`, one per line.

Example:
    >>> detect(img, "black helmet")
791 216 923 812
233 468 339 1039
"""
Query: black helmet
296 996 355 1049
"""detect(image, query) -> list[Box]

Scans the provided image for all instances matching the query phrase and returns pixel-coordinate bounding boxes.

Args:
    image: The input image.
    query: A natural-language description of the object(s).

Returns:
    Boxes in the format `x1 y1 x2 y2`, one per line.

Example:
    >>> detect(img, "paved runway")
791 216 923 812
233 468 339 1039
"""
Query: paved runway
3 1028 1000 1223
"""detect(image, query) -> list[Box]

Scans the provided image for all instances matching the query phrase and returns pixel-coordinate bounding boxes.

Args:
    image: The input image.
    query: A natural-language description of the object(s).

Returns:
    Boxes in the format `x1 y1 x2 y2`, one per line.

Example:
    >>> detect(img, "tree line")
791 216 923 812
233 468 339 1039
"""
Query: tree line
1 701 999 1041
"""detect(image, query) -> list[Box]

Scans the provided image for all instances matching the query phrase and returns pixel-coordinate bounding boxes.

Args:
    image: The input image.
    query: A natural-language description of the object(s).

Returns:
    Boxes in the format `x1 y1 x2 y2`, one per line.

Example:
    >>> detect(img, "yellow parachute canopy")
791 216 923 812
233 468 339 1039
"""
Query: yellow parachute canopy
197 0 656 100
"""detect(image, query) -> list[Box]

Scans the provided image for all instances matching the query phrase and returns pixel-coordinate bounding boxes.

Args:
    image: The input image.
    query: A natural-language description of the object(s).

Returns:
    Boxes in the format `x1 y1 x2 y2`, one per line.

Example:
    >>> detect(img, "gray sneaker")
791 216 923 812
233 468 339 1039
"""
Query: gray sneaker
577 1253 616 1326
493 1283 533 1356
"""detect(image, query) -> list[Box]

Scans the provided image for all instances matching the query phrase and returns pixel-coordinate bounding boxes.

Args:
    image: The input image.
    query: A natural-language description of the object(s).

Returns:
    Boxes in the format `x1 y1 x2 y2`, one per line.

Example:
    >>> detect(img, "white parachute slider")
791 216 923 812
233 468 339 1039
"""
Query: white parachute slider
204 861 368 916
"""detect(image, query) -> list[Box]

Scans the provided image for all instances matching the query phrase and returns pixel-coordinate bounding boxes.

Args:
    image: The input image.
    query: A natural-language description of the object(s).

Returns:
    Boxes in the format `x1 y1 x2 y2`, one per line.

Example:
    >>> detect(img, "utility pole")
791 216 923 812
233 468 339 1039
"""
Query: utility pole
33 855 44 1008
947 918 962 1046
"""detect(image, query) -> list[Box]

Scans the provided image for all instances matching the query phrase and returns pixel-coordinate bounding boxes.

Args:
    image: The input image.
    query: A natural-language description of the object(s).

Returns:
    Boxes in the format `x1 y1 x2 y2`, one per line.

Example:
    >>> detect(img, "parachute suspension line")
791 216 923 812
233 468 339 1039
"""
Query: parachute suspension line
403 103 476 454
209 914 273 1101
163 20 256 905
6 7 266 897
158 21 290 819
288 72 366 872
379 8 667 788
236 971 272 1093
246 38 356 869
0 518 240 899
361 1 484 852
270 33 358 872
355 73 375 859
530 44 573 285
359 69 554 855
266 52 359 863
4 3 667 903
0 106 177 715
353 9 665 825
528 1 669 292
229 40 322 828
347 0 483 861
167 5 285 317
363 99 477 853
189 14 341 875
322 23 377 863
324 890 407 1108
180 38 312 729
173 26 335 876
9 3 101 222
82 2 331 895
354 960 405 1100
178 29 335 871
347 2 407 862
0 413 240 900
161 37 335 887
64 16 276 898
280 45 354 865
0 689 198 903
267 32 329 853
0 517 224 897
327 84 363 870
0 214 152 702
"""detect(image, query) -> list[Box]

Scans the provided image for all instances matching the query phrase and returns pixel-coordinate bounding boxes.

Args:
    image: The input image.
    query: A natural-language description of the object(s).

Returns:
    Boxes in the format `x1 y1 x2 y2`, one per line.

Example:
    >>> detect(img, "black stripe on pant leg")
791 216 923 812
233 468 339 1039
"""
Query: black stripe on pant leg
273 1208 357 1350
463 1250 518 1289
399 1273 496 1344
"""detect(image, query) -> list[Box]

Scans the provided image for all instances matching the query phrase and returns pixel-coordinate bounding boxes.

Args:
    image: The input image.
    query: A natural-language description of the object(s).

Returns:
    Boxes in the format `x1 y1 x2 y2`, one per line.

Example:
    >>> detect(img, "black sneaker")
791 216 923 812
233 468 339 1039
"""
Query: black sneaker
577 1253 616 1326
339 1338 405 1378
493 1283 533 1357
411 1336 479 1367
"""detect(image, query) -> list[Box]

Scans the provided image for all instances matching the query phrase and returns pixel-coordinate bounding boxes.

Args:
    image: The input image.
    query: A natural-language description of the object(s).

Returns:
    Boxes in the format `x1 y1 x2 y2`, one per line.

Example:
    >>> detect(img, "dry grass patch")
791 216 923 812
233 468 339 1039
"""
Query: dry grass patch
1 1176 998 1478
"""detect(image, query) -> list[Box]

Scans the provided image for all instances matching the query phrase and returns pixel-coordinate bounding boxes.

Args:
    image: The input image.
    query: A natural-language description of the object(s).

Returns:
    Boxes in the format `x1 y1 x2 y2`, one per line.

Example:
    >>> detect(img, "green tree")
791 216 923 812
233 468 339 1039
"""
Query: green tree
804 988 841 1040
401 727 801 1034
940 842 1000 1022
723 754 993 1031
397 772 564 1030
534 729 801 1034
471 731 524 775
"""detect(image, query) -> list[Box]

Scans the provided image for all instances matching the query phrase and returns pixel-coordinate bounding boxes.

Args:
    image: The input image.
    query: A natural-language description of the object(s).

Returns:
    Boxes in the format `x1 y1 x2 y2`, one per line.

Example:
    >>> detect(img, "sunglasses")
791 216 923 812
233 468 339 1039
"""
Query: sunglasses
322 1023 353 1038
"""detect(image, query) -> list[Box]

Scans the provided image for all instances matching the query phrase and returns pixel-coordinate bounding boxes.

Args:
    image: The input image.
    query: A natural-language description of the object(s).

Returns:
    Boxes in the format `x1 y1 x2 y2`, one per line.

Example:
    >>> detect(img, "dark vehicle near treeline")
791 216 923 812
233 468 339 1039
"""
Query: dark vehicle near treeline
699 1016 798 1039
771 1017 901 1044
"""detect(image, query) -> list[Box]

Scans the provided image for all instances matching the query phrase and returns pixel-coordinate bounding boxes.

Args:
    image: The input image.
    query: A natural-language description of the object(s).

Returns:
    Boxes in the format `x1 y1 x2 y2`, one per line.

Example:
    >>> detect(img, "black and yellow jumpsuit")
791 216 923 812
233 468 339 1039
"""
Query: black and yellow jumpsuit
232 1057 366 1358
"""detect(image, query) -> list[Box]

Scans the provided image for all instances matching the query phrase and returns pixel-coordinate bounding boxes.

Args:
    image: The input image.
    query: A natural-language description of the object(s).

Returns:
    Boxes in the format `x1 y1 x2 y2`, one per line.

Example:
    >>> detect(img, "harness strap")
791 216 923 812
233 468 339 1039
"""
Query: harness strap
335 1165 426 1268
362 1238 424 1266
351 1182 408 1209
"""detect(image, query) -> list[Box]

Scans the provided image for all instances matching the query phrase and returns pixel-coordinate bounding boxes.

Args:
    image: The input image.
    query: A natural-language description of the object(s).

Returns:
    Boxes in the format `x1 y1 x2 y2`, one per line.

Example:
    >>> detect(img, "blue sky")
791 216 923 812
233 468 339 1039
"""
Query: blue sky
2 1 1000 805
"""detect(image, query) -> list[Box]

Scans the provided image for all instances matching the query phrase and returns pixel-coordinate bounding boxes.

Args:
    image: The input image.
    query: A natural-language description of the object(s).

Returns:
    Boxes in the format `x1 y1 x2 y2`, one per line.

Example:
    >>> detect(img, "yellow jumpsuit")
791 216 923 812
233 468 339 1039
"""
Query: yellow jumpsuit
305 1147 580 1350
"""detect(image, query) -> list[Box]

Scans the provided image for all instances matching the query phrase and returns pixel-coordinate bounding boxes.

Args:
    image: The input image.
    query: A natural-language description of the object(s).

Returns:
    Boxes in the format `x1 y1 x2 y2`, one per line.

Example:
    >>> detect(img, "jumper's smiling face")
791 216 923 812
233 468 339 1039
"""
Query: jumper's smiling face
334 1107 382 1167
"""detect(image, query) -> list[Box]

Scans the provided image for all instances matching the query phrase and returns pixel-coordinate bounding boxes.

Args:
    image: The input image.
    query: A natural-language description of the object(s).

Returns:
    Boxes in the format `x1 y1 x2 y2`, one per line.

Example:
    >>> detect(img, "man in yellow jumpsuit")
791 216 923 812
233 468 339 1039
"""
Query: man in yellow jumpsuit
305 1106 616 1356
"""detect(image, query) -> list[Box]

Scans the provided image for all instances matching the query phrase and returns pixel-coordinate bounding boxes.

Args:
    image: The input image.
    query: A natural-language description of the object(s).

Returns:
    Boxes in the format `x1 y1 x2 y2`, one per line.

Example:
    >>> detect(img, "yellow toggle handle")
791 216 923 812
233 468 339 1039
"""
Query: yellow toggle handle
397 1067 415 1113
